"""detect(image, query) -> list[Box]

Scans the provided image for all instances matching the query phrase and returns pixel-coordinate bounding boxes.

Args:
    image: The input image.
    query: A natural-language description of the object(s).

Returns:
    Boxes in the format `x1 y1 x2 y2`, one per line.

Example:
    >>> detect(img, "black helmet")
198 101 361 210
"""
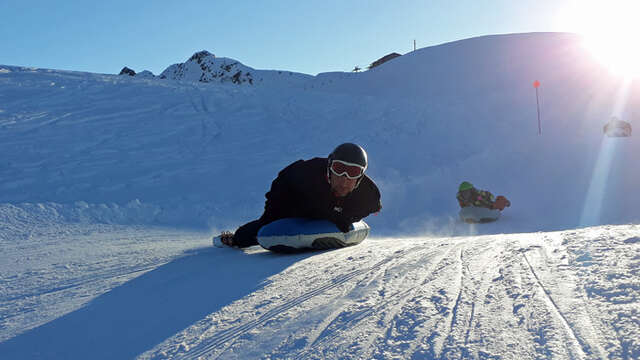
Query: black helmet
328 143 368 169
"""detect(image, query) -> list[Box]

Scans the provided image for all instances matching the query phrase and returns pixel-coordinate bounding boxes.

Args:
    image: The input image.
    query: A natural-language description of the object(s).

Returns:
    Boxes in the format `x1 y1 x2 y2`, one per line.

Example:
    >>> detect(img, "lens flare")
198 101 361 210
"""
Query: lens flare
580 79 631 226
562 0 640 78
580 139 617 226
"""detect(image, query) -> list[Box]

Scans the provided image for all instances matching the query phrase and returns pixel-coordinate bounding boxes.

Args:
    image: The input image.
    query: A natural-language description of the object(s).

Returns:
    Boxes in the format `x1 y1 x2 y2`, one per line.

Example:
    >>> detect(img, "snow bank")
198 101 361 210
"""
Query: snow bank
0 201 160 226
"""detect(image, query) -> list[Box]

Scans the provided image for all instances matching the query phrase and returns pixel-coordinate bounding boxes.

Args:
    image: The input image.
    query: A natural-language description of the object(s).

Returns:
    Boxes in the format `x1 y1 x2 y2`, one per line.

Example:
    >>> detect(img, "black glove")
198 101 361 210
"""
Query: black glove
336 220 351 233
330 213 352 233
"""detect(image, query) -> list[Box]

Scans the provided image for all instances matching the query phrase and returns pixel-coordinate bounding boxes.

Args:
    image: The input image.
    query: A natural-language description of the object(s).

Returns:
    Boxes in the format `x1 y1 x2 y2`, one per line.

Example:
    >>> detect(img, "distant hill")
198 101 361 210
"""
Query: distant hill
158 50 313 86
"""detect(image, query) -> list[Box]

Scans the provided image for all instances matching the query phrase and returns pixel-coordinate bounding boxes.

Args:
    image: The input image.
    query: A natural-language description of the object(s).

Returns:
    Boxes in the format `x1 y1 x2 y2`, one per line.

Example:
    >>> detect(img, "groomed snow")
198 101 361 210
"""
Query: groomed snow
0 33 639 359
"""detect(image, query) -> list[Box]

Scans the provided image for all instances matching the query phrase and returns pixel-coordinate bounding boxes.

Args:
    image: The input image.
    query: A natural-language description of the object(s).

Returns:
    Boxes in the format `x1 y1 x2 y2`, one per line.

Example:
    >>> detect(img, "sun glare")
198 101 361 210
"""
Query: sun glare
565 1 640 78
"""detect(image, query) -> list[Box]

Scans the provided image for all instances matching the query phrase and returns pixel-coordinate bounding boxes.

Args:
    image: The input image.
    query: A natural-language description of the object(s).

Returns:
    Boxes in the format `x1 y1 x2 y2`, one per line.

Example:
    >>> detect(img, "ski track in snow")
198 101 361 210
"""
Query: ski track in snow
134 225 640 360
296 244 457 359
179 255 401 360
522 249 588 358
0 219 638 359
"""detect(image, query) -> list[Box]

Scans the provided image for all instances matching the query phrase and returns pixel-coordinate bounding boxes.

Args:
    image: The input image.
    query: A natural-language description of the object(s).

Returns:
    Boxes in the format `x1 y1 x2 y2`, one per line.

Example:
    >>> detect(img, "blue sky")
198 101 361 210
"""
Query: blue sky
2 1 580 75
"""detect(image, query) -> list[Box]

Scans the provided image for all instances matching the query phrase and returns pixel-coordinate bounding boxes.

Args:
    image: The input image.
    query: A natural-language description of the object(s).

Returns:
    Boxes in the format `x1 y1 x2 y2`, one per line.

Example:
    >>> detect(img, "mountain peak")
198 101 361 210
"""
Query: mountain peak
119 66 136 76
159 50 255 84
188 50 215 63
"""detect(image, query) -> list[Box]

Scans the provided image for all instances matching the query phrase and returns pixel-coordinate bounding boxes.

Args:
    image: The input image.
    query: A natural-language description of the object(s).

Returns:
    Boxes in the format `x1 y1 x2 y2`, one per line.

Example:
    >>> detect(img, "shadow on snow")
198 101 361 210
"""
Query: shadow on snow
0 246 310 359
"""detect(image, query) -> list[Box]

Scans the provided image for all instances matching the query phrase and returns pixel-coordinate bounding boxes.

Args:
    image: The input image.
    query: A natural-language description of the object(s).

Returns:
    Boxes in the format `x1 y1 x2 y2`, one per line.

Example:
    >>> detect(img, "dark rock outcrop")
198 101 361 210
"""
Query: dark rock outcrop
119 67 136 76
368 53 402 70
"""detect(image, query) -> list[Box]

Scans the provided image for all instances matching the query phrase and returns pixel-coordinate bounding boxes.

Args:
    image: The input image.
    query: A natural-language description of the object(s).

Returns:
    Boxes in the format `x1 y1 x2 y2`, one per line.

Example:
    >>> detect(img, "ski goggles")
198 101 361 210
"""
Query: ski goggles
329 160 365 179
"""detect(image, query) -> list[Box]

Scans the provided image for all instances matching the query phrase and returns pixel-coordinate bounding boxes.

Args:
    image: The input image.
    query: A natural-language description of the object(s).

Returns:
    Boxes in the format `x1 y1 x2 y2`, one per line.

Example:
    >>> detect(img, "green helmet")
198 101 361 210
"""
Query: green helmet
459 181 473 192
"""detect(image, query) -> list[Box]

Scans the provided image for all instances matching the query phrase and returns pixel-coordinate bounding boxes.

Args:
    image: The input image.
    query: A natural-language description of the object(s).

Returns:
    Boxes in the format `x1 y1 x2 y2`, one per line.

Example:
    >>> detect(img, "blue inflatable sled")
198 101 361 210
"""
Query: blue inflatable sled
257 218 370 253
459 206 501 223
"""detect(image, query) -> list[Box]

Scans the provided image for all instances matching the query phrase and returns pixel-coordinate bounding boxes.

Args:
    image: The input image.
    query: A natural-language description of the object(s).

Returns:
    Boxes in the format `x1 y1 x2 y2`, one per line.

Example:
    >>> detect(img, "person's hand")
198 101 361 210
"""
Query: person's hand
330 214 351 233
497 195 510 207
493 196 510 210
336 219 351 233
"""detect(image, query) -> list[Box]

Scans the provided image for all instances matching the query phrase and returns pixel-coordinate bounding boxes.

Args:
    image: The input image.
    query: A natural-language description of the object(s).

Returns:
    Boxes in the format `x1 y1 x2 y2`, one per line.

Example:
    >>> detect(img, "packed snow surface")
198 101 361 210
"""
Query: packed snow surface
0 33 639 359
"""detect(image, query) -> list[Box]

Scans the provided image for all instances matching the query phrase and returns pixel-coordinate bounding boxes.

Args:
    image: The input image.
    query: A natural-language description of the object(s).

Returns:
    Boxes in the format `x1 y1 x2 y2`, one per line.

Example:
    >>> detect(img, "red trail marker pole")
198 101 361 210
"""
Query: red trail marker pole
533 80 541 135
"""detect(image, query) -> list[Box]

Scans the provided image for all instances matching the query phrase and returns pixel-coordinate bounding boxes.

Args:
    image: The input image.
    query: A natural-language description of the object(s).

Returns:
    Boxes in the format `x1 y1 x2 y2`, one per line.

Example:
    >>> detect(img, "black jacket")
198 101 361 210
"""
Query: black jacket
260 157 382 231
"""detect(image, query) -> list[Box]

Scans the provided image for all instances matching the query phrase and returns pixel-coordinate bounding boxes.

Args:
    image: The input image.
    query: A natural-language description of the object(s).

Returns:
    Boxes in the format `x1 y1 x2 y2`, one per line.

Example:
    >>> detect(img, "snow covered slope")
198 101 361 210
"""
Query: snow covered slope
0 213 638 359
1 33 638 235
1 32 639 359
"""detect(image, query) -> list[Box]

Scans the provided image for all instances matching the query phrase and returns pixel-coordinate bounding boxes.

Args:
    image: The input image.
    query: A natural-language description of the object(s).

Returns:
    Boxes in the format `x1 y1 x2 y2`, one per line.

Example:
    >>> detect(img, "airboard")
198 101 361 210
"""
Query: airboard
257 218 370 253
459 206 501 223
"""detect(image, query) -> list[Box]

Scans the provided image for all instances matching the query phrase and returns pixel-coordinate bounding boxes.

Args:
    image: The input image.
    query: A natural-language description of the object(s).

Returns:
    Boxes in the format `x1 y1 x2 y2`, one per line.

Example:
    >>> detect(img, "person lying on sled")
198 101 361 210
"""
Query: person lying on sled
456 181 510 211
214 143 382 248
